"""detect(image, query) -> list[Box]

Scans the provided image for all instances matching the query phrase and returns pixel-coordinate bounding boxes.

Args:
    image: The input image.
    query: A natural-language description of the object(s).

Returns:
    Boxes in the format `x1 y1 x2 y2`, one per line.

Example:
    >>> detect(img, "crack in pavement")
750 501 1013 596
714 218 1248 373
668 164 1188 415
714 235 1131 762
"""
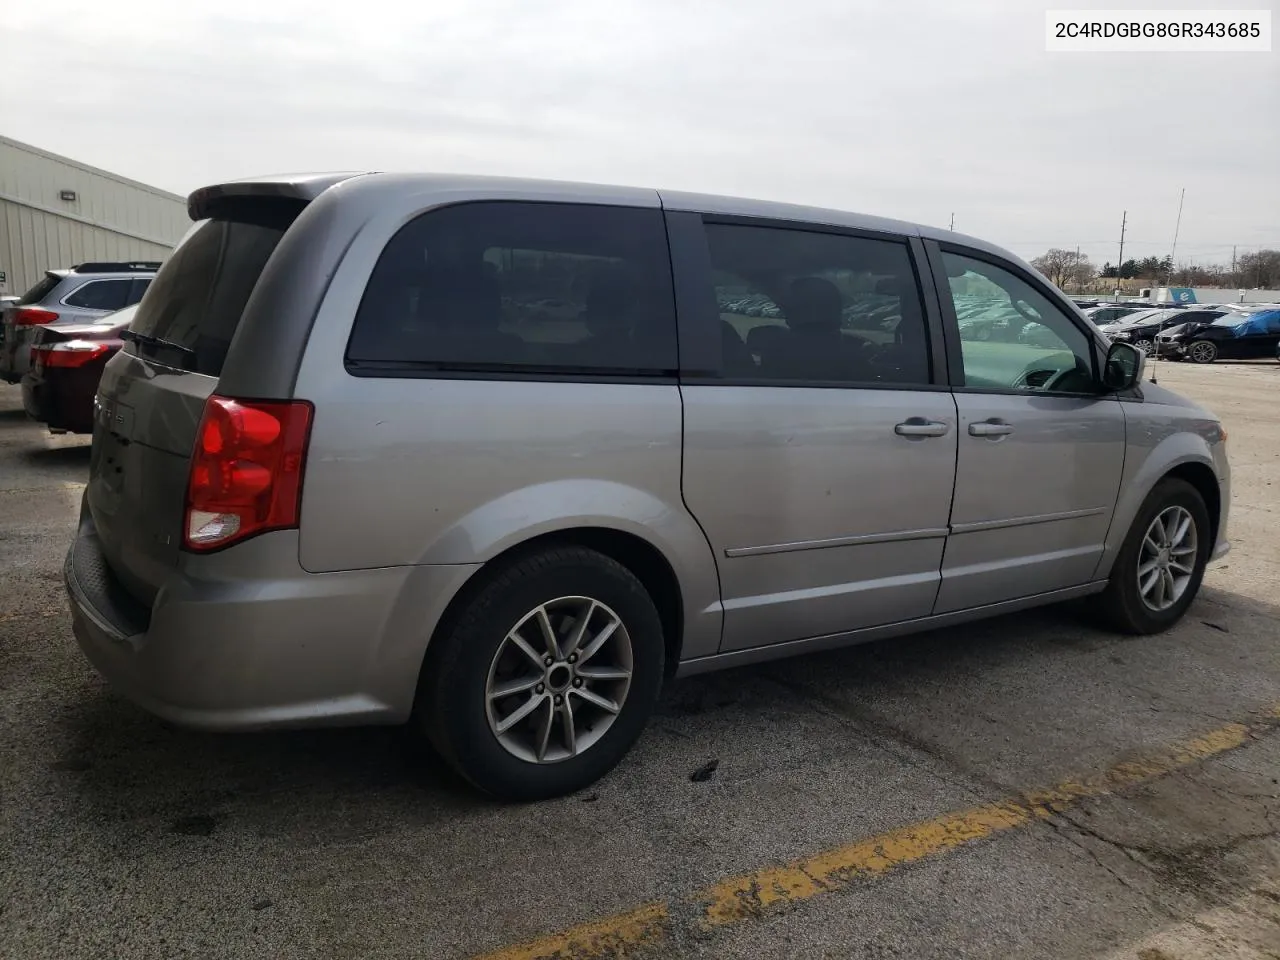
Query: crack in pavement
761 674 1017 800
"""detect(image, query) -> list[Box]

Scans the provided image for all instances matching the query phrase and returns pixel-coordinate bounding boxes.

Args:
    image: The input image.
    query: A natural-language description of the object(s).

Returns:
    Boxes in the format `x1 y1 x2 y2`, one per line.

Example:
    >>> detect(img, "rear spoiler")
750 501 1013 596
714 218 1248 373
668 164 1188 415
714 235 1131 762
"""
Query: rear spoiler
187 172 371 221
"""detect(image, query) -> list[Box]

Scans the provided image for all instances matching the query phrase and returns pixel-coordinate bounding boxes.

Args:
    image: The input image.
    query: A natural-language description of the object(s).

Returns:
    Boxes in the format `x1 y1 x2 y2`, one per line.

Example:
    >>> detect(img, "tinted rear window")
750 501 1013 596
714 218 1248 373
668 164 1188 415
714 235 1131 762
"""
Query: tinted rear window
346 201 677 376
128 211 295 375
18 273 62 305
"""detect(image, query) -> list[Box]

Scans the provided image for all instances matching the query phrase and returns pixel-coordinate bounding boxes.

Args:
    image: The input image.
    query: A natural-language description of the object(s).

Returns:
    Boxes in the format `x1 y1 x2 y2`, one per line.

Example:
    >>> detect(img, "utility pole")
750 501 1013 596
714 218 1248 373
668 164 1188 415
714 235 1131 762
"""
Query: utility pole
1169 187 1185 264
1115 210 1127 297
949 213 955 231
1231 245 1237 274
1074 245 1081 292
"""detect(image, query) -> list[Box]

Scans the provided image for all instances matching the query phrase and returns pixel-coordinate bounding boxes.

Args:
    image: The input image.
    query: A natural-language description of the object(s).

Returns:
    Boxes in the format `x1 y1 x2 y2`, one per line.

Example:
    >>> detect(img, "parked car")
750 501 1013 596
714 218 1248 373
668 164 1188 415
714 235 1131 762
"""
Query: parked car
1155 308 1280 363
1103 308 1226 356
1083 304 1153 326
0 261 158 384
21 306 134 434
64 173 1230 801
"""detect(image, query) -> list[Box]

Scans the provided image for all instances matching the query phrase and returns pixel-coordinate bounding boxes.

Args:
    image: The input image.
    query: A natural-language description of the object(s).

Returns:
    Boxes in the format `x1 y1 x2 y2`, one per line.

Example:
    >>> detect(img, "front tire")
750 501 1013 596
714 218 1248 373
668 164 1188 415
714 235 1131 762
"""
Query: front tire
416 547 665 801
1098 478 1210 634
1187 340 1218 364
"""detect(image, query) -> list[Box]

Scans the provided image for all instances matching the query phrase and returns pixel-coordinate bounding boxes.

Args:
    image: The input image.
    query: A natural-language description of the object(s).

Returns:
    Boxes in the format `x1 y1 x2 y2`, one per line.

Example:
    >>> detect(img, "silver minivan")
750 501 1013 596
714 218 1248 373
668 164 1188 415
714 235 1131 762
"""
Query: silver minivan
65 173 1230 800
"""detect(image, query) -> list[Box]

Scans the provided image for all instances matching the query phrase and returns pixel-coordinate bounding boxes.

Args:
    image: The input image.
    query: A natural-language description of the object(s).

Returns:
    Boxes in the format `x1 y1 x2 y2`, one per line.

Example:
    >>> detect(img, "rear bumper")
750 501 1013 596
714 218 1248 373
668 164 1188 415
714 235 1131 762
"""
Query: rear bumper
21 373 48 422
1 328 32 382
25 368 97 433
65 506 480 731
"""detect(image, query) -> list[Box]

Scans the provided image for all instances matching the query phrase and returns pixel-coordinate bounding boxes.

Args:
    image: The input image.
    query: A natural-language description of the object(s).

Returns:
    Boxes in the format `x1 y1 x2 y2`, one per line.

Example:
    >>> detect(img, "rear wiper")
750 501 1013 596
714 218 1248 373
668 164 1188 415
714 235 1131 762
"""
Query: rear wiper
121 329 195 356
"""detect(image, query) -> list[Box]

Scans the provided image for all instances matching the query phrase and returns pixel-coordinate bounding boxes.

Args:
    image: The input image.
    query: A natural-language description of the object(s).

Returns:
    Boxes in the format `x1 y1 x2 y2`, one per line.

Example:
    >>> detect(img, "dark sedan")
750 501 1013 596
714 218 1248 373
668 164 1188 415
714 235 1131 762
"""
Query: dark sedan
1104 308 1225 355
1155 308 1280 364
21 305 134 434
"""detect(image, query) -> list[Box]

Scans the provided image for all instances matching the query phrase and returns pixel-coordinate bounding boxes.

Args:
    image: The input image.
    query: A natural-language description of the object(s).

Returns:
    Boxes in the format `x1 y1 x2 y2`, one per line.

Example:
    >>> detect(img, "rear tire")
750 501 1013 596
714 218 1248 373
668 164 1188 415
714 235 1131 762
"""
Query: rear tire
1097 478 1210 634
416 546 664 801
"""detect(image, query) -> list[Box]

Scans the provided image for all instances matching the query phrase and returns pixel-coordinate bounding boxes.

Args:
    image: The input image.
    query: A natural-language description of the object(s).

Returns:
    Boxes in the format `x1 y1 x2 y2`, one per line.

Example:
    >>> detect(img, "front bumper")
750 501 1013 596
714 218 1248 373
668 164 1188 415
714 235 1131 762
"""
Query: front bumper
64 506 479 730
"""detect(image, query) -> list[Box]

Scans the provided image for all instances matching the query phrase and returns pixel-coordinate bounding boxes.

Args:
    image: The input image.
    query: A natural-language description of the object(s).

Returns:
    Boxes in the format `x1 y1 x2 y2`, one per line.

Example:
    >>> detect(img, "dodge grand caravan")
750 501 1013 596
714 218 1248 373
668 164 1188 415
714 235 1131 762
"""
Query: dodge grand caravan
65 173 1230 800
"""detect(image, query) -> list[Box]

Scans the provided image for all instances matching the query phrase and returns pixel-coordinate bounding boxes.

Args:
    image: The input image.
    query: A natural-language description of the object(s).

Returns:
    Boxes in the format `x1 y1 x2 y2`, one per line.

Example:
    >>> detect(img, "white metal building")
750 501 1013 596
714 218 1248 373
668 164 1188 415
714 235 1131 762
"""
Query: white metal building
0 135 189 297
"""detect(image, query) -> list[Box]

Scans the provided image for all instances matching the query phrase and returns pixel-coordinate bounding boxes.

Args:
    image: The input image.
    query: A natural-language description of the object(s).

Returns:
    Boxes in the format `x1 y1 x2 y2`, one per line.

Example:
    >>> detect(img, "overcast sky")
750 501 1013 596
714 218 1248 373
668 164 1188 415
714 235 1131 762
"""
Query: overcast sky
2 0 1276 266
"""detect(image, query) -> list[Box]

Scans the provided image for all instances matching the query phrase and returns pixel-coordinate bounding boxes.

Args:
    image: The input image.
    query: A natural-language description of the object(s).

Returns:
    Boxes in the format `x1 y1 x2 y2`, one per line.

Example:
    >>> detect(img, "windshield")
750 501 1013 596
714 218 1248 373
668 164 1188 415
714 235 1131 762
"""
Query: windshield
1113 309 1165 325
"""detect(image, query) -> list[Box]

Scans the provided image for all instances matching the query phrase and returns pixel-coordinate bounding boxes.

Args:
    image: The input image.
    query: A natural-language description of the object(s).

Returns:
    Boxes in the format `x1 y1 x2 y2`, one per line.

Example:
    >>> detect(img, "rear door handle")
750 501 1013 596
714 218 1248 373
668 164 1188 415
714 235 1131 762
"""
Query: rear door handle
968 419 1014 438
895 418 950 439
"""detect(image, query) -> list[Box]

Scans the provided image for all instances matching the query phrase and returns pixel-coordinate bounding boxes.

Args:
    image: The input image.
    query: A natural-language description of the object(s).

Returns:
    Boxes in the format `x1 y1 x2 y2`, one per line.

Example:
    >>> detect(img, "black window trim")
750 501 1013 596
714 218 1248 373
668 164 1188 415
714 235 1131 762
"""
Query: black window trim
59 277 133 310
924 238 1115 400
342 198 681 384
670 211 951 391
127 277 152 305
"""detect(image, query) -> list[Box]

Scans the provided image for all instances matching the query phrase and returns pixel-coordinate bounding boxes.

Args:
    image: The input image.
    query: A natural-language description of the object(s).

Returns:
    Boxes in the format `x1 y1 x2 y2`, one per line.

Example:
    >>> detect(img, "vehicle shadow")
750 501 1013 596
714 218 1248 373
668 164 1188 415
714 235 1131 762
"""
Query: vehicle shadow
23 444 92 466
61 579 1278 839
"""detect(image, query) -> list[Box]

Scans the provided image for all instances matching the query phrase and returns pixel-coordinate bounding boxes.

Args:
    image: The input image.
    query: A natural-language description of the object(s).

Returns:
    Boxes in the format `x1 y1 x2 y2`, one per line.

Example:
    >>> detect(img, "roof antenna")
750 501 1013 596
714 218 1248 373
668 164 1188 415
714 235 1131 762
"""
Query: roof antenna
1147 310 1170 384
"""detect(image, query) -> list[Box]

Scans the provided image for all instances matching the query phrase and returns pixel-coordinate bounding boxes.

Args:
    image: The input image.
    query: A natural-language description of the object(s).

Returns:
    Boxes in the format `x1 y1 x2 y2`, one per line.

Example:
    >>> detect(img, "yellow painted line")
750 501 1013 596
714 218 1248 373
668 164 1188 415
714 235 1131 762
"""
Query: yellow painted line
472 709 1276 960
474 903 669 960
702 721 1251 925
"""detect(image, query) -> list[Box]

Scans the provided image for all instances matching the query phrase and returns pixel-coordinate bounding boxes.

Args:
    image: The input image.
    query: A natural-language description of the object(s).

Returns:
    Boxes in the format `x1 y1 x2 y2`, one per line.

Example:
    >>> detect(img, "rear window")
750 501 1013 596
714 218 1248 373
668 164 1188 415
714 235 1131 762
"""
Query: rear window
18 273 62 305
128 208 296 375
346 201 677 376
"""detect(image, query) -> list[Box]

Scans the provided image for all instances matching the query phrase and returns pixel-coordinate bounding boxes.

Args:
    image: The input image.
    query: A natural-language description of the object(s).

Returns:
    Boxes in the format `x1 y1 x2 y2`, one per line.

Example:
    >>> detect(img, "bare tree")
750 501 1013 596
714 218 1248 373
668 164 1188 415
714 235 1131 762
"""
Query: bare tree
1235 250 1280 288
1031 248 1095 290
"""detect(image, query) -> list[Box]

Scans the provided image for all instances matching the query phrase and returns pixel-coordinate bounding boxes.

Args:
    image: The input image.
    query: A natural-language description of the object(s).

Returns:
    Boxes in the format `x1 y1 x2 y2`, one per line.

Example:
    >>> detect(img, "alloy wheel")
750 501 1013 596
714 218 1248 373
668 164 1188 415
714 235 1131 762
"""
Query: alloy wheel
1137 505 1198 612
485 596 633 764
1189 341 1217 363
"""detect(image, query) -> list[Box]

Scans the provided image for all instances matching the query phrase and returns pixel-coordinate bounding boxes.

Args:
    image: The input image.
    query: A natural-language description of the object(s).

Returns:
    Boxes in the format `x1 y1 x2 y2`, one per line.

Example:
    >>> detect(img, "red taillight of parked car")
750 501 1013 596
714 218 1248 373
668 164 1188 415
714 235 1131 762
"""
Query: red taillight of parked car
34 341 111 368
184 395 314 552
13 307 59 325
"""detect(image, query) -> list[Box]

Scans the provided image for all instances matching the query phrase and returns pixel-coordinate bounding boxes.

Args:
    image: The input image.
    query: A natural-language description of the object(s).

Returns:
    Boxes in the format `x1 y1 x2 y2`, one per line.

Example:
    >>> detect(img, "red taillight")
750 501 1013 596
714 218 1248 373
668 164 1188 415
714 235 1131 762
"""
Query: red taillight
35 341 111 368
183 395 314 552
13 307 59 326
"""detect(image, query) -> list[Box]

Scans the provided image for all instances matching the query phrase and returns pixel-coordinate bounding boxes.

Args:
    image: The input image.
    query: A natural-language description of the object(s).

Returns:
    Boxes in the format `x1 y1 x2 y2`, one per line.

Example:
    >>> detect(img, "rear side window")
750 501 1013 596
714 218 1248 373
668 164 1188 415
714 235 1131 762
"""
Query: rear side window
64 279 131 311
128 213 293 376
346 202 677 376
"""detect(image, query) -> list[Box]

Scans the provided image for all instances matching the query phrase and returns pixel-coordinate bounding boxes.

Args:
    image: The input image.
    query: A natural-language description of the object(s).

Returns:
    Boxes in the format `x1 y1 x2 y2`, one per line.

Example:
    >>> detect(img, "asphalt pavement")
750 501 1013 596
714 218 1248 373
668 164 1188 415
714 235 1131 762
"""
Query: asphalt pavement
2 360 1279 959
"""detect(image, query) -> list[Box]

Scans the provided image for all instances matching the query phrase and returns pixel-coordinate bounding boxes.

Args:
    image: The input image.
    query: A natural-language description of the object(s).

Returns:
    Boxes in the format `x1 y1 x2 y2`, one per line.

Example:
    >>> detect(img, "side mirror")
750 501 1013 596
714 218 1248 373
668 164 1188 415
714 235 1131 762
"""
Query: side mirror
1103 340 1144 391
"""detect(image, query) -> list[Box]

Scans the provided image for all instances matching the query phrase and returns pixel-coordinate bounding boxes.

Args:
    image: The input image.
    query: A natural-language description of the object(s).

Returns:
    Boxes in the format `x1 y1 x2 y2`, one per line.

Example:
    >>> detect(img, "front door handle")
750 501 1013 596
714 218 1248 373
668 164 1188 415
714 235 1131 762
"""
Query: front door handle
969 419 1014 438
895 418 950 439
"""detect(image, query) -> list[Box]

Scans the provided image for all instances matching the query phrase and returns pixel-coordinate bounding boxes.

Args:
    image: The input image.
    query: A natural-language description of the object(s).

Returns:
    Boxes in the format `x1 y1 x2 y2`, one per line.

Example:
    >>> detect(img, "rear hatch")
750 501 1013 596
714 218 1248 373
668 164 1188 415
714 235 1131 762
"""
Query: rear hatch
86 195 309 605
2 272 66 373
